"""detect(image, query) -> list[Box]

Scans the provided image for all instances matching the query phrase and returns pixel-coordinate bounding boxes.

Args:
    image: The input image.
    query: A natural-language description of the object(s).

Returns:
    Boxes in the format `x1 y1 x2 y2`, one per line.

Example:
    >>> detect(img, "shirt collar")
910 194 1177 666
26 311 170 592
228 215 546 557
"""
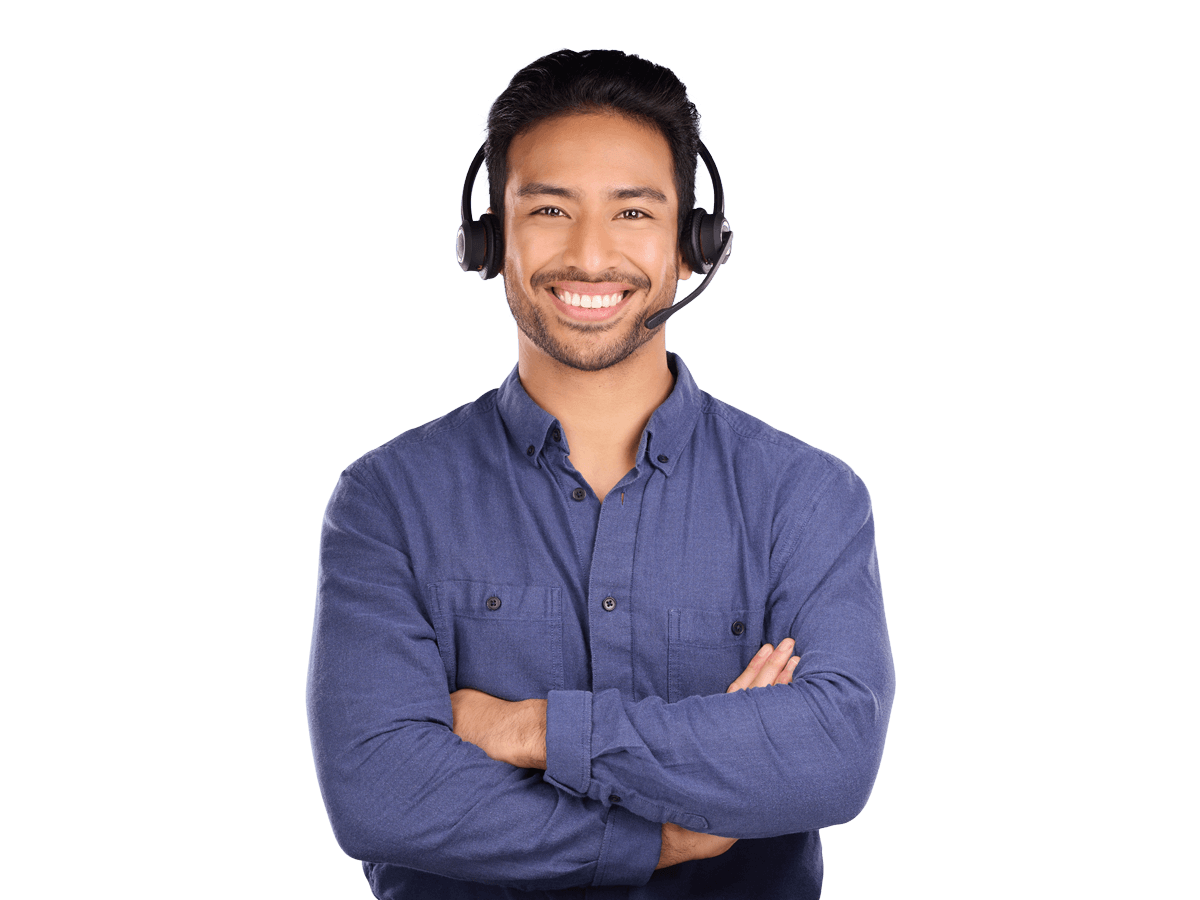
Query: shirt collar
495 353 703 475
496 366 559 467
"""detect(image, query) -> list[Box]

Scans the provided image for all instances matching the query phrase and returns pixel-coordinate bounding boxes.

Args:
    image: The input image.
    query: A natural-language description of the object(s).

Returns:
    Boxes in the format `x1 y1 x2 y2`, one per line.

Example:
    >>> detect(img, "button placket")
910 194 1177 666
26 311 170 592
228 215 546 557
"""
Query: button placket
585 476 648 697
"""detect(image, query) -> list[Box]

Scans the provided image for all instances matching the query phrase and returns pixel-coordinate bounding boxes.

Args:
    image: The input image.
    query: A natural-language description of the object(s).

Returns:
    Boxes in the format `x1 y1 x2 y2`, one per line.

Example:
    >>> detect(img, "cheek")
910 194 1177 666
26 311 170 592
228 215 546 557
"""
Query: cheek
618 231 677 277
505 226 558 279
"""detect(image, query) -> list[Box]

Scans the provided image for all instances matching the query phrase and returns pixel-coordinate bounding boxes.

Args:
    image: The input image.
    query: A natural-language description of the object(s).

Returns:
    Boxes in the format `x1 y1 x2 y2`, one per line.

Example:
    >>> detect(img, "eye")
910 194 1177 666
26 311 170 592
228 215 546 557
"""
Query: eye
534 206 566 217
617 209 649 220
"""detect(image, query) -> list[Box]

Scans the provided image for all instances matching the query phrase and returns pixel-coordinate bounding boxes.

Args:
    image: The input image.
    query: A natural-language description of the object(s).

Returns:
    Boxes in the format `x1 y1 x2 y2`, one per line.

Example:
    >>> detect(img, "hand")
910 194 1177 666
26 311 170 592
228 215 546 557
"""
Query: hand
726 638 799 693
656 821 737 869
450 688 547 769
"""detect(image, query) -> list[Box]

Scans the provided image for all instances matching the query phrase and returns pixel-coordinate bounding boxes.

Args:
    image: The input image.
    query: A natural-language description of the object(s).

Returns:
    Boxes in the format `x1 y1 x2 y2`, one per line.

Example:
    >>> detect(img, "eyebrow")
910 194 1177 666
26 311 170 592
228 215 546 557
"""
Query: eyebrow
516 182 669 204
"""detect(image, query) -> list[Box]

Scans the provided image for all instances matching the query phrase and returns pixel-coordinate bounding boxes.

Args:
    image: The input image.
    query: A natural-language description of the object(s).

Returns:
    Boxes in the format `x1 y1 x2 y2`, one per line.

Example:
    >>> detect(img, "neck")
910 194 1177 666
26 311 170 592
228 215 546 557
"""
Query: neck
517 335 674 502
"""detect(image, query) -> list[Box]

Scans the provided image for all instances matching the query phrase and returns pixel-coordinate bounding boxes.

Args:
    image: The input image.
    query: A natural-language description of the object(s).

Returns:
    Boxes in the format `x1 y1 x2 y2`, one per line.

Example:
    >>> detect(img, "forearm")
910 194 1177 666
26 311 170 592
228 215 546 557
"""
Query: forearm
511 699 548 769
544 666 891 839
450 690 548 769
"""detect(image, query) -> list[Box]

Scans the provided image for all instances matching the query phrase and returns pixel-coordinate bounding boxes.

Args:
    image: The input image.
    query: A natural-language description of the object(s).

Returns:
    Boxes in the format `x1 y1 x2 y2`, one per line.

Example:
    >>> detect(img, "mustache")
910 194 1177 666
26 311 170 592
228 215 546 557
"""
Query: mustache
530 268 652 291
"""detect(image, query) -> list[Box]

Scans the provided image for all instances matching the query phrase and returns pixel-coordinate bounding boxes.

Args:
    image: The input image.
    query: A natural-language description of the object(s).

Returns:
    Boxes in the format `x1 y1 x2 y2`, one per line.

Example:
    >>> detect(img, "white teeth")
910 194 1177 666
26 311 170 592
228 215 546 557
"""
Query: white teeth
557 290 625 309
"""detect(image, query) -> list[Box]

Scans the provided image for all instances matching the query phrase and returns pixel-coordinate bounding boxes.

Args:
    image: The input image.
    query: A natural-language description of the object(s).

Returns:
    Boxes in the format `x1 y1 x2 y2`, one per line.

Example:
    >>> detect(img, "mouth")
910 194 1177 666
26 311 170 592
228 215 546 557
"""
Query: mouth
553 288 629 309
546 281 637 319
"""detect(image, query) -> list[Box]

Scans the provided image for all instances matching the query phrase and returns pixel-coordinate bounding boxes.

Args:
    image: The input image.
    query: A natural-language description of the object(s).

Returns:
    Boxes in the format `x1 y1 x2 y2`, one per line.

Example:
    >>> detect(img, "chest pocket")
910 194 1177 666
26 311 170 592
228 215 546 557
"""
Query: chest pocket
667 608 760 702
430 581 564 700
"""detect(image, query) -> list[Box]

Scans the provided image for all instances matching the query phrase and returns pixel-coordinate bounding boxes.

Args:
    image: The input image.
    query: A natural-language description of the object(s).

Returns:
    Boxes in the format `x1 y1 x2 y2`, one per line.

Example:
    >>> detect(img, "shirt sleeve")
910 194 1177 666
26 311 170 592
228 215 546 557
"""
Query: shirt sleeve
307 465 661 889
542 459 895 839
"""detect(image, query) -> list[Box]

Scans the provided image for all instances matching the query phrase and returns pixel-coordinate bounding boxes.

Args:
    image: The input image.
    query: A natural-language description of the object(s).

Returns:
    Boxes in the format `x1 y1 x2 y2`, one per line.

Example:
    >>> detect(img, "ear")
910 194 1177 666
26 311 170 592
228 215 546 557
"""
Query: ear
677 247 694 281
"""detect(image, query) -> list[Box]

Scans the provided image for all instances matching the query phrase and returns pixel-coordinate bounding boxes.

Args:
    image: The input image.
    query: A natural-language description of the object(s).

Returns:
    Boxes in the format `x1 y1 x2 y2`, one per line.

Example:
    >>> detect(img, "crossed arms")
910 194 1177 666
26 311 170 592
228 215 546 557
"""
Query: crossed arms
450 639 802 870
309 461 894 890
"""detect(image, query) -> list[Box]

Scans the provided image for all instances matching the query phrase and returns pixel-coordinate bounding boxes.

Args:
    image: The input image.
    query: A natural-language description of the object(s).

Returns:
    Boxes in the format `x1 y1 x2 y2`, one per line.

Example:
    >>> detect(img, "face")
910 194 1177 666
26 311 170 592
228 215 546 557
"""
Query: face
501 111 689 372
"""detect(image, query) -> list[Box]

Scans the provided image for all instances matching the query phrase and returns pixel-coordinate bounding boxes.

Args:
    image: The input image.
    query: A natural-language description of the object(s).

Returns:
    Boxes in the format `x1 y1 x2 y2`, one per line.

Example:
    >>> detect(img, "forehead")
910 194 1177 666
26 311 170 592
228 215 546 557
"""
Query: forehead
505 112 677 204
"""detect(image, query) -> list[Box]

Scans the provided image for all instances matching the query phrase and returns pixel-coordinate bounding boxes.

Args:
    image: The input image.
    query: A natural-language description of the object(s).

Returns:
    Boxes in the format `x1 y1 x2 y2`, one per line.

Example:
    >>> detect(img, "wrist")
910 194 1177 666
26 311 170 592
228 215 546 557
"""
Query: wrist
518 699 548 769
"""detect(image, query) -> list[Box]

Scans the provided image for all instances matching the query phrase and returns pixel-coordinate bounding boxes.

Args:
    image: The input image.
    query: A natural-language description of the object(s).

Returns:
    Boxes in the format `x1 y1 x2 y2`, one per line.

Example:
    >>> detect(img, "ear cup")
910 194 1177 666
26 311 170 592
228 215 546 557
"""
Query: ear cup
683 208 706 274
479 212 502 279
457 212 503 279
684 208 732 274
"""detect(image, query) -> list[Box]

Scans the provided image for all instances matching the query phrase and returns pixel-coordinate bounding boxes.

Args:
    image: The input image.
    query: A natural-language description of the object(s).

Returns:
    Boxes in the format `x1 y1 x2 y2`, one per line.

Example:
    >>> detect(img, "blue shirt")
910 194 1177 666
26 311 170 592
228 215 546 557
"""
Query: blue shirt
308 354 894 899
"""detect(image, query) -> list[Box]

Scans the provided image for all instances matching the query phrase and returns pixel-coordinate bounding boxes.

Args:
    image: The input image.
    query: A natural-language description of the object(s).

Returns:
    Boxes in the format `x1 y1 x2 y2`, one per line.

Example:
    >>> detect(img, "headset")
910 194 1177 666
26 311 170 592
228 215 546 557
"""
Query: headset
456 140 733 329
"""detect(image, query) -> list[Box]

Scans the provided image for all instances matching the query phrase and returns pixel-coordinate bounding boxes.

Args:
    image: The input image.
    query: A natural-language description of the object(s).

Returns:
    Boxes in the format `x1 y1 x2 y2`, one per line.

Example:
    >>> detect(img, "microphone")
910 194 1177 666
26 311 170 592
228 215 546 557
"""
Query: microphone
644 229 733 330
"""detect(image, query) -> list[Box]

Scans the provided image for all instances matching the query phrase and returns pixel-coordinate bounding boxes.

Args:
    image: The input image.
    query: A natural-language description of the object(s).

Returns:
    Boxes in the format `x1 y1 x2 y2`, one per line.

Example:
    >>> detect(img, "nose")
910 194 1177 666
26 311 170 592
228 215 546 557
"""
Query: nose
562 211 619 274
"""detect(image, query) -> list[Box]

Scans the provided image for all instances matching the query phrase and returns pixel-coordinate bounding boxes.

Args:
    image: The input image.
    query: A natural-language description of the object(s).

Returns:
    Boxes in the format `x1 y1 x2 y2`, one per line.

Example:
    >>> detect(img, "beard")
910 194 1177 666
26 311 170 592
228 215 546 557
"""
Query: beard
504 268 677 373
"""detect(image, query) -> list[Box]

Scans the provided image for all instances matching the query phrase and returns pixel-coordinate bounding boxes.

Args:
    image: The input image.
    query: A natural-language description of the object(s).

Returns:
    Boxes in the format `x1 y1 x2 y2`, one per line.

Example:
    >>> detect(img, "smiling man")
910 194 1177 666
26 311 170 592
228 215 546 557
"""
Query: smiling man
308 49 894 899
498 110 687 504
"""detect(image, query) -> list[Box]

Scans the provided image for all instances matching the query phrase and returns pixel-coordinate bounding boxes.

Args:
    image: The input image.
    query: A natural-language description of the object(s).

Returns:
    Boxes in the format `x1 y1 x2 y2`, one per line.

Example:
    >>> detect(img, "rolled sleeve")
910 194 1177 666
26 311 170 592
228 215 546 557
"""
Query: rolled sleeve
544 689 592 796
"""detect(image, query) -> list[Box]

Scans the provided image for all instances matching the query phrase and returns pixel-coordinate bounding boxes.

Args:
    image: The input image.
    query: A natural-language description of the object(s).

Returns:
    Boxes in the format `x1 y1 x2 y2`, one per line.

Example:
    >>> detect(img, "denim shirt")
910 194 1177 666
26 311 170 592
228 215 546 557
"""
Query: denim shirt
308 354 894 899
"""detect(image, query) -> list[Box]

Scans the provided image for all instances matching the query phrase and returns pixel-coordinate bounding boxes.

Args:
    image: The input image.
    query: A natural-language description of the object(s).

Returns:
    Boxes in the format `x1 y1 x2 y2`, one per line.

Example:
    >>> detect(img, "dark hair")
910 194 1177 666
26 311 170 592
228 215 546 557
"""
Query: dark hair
486 49 700 242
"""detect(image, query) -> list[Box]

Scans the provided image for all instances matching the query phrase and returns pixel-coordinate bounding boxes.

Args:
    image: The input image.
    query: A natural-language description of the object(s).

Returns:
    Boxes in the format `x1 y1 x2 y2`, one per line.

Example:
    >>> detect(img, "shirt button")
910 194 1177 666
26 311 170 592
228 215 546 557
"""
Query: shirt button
526 445 535 457
657 454 669 463
485 596 502 611
551 428 562 442
609 794 621 804
571 487 586 502
731 620 745 636
602 596 616 612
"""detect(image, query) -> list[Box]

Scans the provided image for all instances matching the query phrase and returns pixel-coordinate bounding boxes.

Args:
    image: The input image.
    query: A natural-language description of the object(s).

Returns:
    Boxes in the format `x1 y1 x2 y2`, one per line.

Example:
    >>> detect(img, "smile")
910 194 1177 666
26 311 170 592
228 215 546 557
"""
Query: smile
552 288 629 309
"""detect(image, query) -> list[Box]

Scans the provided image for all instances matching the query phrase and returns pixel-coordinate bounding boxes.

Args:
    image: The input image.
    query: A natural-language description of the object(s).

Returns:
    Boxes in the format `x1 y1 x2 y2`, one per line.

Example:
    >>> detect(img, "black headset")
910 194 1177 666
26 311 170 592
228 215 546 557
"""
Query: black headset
456 140 733 329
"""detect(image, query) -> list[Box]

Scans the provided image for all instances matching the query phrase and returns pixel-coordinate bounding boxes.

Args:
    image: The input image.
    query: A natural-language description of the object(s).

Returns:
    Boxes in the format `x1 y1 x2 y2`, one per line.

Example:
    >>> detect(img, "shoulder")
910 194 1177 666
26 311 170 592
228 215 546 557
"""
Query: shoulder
342 388 503 490
696 392 860 492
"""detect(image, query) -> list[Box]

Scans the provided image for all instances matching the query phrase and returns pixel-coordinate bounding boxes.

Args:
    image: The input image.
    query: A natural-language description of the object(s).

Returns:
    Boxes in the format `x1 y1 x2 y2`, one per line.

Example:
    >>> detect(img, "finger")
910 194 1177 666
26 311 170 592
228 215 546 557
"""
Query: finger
748 638 795 689
726 643 774 693
776 655 800 685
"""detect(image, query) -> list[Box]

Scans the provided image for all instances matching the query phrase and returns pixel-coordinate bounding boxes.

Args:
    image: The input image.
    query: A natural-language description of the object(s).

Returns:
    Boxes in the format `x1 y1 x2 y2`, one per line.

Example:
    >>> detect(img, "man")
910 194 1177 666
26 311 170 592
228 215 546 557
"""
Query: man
308 49 894 899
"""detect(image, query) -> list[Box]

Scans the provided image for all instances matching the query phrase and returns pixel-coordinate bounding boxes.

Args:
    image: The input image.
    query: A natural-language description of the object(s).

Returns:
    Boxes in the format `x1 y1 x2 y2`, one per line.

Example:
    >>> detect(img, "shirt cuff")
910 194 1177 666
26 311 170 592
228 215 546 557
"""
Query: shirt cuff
543 689 591 796
593 805 661 886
